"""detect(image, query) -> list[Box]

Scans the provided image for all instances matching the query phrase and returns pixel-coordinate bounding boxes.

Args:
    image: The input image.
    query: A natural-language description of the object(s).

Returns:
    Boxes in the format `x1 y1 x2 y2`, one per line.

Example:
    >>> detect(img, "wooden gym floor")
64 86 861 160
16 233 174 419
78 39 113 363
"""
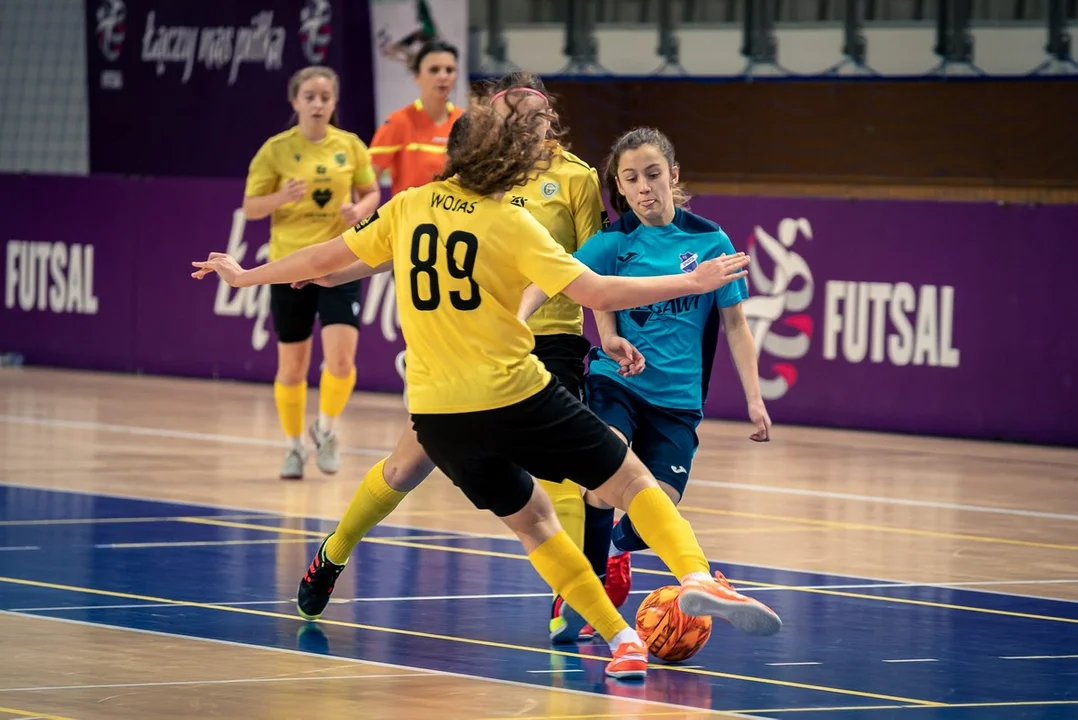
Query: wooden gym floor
1 369 1076 720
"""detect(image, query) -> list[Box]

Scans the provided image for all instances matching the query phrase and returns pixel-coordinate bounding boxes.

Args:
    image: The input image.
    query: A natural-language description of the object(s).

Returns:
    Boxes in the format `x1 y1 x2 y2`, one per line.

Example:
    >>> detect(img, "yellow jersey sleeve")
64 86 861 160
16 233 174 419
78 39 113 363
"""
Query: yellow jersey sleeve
352 136 376 188
342 195 398 266
244 141 279 197
514 210 588 298
570 167 607 251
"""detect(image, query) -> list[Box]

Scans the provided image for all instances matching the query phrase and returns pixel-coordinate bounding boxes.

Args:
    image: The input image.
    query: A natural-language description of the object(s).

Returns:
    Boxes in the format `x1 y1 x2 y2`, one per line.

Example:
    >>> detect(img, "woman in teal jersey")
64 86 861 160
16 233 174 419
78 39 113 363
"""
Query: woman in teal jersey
520 127 772 643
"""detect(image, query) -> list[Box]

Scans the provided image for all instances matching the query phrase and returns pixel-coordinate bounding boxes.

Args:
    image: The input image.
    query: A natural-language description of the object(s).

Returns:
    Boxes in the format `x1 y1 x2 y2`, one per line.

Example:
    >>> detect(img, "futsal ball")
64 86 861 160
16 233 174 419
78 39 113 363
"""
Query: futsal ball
635 585 713 663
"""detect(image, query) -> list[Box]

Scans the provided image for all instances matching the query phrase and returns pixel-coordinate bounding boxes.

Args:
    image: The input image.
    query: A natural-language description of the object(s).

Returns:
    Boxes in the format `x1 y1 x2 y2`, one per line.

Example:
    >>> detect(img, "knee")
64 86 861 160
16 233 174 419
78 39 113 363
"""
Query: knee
383 449 436 492
276 361 308 386
324 355 355 379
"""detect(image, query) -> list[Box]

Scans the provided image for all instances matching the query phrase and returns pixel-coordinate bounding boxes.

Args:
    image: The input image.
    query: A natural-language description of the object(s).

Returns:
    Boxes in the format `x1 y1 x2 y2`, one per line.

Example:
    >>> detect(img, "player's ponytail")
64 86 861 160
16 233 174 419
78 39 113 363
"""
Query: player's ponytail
438 105 553 196
602 127 691 218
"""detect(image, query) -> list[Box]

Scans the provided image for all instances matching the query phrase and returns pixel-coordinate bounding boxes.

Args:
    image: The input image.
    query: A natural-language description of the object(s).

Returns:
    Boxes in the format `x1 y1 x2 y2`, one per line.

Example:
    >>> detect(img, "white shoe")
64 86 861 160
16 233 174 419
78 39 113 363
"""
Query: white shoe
308 422 340 475
280 446 307 481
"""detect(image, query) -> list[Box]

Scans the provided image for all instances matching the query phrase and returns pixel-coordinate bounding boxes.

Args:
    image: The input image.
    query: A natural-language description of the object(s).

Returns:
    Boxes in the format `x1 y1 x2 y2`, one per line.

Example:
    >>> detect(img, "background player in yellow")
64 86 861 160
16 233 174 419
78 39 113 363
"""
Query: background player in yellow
243 66 381 481
483 73 617 639
192 106 781 682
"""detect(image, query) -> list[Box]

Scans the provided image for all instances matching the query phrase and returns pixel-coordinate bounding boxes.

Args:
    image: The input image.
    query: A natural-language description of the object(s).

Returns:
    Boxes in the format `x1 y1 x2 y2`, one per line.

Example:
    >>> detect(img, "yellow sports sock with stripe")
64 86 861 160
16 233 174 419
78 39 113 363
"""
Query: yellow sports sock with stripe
318 367 356 432
324 459 407 565
273 381 306 439
527 530 629 642
626 486 710 580
537 478 585 550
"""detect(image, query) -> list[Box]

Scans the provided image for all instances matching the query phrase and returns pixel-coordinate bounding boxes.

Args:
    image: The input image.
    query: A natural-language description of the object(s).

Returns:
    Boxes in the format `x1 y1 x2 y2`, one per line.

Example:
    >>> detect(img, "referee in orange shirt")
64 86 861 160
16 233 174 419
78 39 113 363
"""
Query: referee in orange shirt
368 40 464 197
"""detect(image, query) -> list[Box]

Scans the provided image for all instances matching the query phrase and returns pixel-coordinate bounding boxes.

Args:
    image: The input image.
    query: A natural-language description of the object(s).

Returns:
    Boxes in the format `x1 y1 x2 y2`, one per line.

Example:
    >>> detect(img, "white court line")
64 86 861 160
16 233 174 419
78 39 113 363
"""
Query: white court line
0 610 769 720
3 420 1078 608
4 413 1075 522
882 659 938 664
0 674 422 694
525 669 584 674
767 662 821 667
0 546 38 552
1000 654 1078 660
4 475 1078 606
689 479 1078 523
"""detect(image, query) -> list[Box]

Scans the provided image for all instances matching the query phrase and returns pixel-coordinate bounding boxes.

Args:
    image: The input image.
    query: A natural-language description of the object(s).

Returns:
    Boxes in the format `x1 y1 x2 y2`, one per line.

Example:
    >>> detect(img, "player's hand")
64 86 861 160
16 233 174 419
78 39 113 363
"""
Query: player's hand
690 253 750 293
602 335 646 377
340 203 365 226
748 398 771 442
278 179 307 205
191 252 247 287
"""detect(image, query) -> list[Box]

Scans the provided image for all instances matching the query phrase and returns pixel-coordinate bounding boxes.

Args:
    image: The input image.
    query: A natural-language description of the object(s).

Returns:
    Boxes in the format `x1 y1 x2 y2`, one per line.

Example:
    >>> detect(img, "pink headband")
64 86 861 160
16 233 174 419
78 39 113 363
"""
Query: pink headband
489 87 548 105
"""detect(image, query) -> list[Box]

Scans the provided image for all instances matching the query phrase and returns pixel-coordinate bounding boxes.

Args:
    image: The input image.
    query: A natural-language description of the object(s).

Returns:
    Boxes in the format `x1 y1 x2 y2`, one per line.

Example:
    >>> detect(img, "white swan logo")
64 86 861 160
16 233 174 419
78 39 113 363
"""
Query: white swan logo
742 218 815 401
299 0 333 63
95 0 127 62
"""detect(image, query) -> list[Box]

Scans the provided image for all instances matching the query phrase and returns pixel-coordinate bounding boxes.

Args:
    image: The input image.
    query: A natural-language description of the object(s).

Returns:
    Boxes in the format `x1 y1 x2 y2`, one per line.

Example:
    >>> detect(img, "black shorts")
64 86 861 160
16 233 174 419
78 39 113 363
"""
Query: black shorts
269 281 362 344
411 379 629 517
532 333 591 401
586 374 702 498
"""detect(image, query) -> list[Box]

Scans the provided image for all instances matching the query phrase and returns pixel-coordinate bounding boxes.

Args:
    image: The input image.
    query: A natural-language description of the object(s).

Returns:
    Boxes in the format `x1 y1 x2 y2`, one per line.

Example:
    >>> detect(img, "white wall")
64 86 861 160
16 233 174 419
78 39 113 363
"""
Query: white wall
476 24 1059 76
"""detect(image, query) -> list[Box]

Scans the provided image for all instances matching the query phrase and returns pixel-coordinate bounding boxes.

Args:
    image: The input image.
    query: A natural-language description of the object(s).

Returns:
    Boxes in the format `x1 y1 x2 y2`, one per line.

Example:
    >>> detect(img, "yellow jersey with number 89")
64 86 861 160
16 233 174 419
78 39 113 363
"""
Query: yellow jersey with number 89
342 177 588 414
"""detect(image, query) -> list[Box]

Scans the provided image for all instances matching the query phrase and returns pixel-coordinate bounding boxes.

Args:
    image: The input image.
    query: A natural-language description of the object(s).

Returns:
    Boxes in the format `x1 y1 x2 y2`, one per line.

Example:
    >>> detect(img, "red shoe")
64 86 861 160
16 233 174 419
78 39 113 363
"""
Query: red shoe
606 640 649 680
604 551 632 608
678 572 782 636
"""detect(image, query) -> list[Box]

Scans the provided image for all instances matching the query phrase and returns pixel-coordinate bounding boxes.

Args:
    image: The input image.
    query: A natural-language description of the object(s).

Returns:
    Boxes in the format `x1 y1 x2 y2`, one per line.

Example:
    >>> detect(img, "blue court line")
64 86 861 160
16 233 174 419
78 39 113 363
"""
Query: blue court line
2 485 1077 718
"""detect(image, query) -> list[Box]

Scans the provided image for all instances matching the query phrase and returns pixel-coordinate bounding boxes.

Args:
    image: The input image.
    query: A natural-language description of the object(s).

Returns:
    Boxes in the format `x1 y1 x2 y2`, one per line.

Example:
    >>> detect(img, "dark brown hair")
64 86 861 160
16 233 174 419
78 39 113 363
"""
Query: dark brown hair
437 105 553 196
476 71 569 146
602 127 690 217
288 66 340 127
410 40 459 74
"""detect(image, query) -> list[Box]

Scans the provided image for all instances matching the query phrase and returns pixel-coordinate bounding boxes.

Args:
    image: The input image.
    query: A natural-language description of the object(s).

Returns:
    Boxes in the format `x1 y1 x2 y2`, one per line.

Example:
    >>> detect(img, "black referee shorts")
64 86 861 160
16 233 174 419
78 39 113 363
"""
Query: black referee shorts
269 280 362 344
532 332 591 402
411 378 629 518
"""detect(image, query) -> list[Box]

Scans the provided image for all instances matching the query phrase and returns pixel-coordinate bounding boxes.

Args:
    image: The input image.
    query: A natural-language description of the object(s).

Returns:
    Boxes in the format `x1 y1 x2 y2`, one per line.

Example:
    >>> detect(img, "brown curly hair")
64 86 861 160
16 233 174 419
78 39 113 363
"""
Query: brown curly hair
602 127 691 218
473 71 569 147
437 104 553 196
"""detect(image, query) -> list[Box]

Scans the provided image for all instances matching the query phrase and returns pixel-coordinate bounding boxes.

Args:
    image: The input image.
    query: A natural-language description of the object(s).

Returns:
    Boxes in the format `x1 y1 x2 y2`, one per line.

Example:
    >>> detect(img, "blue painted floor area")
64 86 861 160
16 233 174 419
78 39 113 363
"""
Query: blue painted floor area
1 485 1077 719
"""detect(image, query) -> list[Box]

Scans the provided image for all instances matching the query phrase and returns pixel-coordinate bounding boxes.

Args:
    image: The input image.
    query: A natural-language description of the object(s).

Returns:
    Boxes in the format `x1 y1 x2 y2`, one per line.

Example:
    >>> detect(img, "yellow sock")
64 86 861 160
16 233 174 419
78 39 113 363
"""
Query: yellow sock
324 459 407 565
527 530 628 642
319 367 356 420
627 486 710 580
273 381 306 438
537 479 585 550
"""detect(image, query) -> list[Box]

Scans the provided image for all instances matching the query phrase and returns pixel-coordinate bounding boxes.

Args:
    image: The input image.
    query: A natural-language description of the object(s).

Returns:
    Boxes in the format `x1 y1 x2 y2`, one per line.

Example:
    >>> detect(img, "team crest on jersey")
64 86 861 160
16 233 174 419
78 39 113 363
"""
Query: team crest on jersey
541 181 559 198
679 251 698 273
334 152 346 166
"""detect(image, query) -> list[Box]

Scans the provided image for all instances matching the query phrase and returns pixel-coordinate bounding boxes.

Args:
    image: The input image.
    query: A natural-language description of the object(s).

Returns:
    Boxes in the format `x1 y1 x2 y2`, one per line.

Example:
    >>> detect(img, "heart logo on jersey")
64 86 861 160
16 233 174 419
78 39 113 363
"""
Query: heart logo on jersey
312 188 333 208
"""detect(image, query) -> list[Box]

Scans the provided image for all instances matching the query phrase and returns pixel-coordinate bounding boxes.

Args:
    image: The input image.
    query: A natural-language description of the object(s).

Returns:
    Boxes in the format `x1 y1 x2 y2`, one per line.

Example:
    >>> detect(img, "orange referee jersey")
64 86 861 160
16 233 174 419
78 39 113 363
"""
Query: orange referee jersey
368 100 463 197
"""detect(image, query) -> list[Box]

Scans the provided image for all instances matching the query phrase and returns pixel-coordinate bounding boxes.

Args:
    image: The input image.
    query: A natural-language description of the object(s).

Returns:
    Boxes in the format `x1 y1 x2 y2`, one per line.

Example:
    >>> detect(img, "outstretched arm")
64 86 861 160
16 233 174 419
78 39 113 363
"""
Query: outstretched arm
191 235 358 288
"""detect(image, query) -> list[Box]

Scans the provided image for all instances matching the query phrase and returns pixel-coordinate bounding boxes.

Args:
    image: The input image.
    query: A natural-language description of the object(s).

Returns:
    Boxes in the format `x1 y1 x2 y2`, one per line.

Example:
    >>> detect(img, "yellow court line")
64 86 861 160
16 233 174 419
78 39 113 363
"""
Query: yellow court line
678 506 1078 552
0 705 75 720
181 517 1078 626
478 713 722 720
734 699 1078 713
0 575 937 707
0 514 265 527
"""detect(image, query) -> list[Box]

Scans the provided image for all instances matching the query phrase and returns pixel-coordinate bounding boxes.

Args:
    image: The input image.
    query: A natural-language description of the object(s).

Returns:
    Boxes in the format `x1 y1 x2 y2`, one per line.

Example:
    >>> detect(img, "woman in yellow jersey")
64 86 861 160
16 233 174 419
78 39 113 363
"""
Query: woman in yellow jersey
193 107 781 682
284 72 615 640
243 66 380 481
482 72 628 641
368 40 464 198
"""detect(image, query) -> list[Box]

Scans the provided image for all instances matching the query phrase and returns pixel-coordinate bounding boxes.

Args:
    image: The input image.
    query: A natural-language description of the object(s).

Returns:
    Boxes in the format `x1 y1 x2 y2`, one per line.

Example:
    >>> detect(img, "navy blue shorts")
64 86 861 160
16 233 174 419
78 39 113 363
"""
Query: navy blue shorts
585 374 702 498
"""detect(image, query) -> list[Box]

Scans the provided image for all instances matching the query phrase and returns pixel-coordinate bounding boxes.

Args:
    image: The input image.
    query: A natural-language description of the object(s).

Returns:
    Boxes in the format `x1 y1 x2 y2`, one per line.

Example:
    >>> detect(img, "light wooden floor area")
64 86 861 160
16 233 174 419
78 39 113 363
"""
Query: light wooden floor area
1 368 1076 720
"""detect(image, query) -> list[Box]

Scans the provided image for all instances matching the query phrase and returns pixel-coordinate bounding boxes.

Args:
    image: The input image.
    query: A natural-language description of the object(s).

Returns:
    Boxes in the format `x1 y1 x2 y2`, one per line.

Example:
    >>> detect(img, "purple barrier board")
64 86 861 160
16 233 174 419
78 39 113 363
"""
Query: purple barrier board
2 174 1075 446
